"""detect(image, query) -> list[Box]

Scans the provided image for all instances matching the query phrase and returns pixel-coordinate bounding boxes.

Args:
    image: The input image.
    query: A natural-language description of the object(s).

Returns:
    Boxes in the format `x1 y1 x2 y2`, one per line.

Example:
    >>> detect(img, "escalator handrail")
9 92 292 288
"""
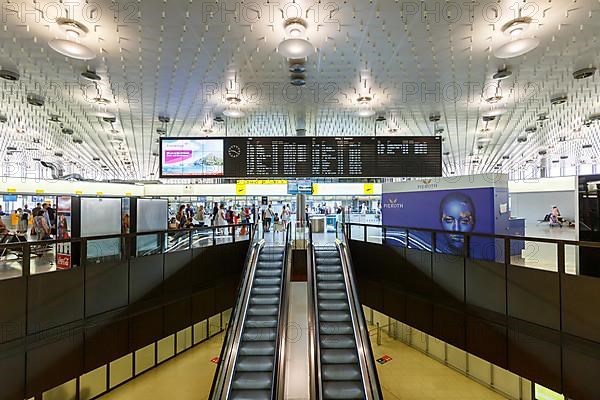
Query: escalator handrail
336 238 384 400
306 222 324 399
209 237 265 399
273 221 293 399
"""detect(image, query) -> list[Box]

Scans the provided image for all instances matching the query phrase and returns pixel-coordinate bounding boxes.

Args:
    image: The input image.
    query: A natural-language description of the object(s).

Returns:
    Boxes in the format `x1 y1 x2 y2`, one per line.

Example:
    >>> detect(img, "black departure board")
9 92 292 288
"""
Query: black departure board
160 136 441 178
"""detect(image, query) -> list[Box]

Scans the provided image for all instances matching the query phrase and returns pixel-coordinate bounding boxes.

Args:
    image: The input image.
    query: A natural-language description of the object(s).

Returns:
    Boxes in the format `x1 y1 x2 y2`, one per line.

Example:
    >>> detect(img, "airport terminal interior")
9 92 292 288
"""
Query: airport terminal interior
1 1 600 400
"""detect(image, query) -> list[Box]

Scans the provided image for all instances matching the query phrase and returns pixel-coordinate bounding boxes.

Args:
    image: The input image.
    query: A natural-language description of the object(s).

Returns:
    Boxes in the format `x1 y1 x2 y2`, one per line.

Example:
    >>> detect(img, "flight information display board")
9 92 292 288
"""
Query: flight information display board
160 136 441 178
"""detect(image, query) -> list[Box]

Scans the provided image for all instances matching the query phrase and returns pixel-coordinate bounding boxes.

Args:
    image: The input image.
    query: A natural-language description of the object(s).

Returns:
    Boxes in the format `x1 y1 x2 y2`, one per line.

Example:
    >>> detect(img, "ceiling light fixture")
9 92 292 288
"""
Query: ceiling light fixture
223 97 245 118
356 108 375 118
494 16 538 58
278 18 313 59
48 18 95 60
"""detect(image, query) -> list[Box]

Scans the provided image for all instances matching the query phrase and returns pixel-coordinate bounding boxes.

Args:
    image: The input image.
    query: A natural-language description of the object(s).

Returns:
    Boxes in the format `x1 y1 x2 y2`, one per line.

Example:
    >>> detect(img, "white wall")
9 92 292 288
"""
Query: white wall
0 177 143 196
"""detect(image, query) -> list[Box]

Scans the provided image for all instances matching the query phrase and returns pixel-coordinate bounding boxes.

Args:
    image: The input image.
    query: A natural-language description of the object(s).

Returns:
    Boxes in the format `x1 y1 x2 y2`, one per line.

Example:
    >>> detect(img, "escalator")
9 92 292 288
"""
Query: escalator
308 239 382 400
210 229 291 399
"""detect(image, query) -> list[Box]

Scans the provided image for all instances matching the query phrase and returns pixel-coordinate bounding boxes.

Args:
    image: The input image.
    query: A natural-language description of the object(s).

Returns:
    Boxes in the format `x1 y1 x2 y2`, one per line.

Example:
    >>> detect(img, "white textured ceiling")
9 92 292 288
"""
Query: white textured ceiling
0 0 599 181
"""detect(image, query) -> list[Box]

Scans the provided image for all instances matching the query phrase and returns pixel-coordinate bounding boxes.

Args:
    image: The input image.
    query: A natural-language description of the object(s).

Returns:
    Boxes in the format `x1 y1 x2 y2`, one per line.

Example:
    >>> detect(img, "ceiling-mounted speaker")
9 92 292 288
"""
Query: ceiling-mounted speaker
54 152 64 157
560 155 569 159
538 149 547 155
525 126 537 133
102 116 117 123
158 115 170 123
48 114 61 122
517 136 528 143
81 69 101 81
376 114 386 122
0 67 20 81
61 128 74 135
573 67 596 80
27 94 45 107
582 144 593 149
92 157 101 161
537 113 548 122
214 115 224 123
502 155 510 159
550 95 568 105
289 63 306 73
443 151 450 156
493 68 512 80
290 74 306 86
156 128 167 135
482 115 496 122
73 138 83 144
0 115 6 123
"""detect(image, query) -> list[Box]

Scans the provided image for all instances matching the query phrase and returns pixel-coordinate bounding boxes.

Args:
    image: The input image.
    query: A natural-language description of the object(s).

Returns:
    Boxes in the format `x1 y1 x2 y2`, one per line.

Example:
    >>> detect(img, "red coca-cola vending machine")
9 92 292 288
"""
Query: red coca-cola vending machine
56 196 73 270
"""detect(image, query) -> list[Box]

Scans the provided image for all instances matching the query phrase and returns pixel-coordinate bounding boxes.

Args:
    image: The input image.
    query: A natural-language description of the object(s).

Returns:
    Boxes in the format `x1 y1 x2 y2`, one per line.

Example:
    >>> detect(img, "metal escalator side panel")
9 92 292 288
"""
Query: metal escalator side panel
336 240 383 400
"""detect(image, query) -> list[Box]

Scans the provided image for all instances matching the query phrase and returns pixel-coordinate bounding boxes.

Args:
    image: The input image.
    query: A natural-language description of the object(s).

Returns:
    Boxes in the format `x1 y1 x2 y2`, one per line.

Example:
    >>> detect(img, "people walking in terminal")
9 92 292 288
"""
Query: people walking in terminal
211 202 219 226
251 204 257 225
18 206 29 234
176 205 186 229
281 205 290 229
216 204 227 234
550 206 563 227
195 205 205 227
185 204 194 220
264 204 274 232
32 209 51 240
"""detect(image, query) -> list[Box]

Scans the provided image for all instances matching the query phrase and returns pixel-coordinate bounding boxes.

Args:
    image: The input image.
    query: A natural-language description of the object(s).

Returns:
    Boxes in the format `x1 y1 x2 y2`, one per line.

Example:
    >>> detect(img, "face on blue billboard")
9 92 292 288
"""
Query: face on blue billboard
440 193 475 252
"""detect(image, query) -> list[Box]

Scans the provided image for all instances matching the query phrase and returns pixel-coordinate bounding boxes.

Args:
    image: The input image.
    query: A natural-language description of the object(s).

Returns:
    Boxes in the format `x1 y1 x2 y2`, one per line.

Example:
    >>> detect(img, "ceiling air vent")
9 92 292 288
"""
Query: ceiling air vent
289 63 306 73
443 152 450 156
0 67 20 81
538 149 547 155
560 155 569 159
582 144 593 149
0 115 6 123
48 114 61 122
434 127 444 134
92 157 101 161
525 126 537 134
73 138 83 144
102 116 117 123
376 115 386 122
62 128 74 135
429 113 441 122
573 67 596 80
27 94 45 107
482 115 496 122
550 95 568 105
517 136 528 143
537 114 548 122
158 115 170 123
552 160 560 163
55 152 63 157
214 115 224 123
156 128 167 135
502 155 510 159
290 74 306 86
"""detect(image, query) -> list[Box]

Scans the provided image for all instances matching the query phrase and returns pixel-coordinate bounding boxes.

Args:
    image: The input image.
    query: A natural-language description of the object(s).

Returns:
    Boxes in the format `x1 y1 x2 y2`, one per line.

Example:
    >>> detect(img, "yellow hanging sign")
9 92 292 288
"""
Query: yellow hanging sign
125 192 132 197
96 192 104 196
7 188 16 193
35 189 45 194
363 183 375 195
312 183 319 195
235 183 247 195
75 190 83 195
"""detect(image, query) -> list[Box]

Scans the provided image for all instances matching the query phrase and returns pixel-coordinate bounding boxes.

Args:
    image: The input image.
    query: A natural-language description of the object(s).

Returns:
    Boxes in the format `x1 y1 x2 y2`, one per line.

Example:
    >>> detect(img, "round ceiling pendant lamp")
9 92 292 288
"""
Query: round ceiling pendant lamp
223 108 245 118
494 16 538 58
48 18 95 60
278 18 313 59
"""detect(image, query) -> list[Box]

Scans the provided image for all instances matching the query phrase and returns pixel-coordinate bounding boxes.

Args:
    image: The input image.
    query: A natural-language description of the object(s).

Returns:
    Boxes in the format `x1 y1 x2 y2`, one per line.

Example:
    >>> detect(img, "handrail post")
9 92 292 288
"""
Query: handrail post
377 322 381 346
232 225 236 243
212 228 216 247
363 225 367 242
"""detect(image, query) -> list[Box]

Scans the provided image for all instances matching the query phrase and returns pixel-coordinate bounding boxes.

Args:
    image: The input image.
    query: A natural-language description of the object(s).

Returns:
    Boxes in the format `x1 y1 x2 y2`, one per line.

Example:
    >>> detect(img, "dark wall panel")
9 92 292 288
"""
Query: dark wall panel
405 295 433 335
359 279 384 312
27 268 84 334
215 279 238 312
84 319 129 372
85 260 128 317
382 286 405 322
129 254 163 305
0 278 26 343
563 336 600 400
26 332 84 397
163 250 192 296
562 274 600 343
466 259 506 315
432 254 464 308
508 320 561 393
507 266 559 330
433 305 465 349
466 316 507 368
129 308 163 351
164 299 192 336
403 249 432 298
0 352 24 400
192 287 215 323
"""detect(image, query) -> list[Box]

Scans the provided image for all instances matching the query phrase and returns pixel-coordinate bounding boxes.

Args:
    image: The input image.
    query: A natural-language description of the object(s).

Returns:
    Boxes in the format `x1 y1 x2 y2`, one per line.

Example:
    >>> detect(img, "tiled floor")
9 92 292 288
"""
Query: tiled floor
373 334 507 400
99 333 224 400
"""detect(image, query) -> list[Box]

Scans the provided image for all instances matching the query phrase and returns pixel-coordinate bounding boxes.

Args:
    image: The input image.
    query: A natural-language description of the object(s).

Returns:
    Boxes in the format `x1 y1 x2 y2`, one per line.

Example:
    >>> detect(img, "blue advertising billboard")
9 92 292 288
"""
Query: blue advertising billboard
381 182 511 261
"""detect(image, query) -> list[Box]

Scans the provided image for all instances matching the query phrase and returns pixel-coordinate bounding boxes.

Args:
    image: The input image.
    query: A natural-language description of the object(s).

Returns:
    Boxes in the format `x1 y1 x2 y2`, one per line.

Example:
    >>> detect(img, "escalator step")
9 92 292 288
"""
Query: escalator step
317 281 345 291
320 334 356 349
238 341 276 356
247 305 278 316
254 277 281 286
321 349 359 364
316 258 342 265
322 364 362 381
318 300 349 311
320 322 354 335
322 381 364 399
231 372 273 390
250 295 279 305
259 254 283 262
242 328 277 341
319 311 351 322
229 389 271 400
235 355 274 372
317 273 344 281
256 261 282 269
245 316 278 328
255 268 282 277
252 286 280 296
317 265 342 273
318 290 347 300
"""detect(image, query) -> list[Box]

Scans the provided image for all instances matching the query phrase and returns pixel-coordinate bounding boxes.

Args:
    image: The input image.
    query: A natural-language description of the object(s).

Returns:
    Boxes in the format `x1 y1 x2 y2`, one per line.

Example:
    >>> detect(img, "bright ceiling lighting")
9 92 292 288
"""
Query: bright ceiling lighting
356 108 375 118
278 18 313 59
48 18 95 60
223 108 245 118
483 108 507 117
494 38 539 58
